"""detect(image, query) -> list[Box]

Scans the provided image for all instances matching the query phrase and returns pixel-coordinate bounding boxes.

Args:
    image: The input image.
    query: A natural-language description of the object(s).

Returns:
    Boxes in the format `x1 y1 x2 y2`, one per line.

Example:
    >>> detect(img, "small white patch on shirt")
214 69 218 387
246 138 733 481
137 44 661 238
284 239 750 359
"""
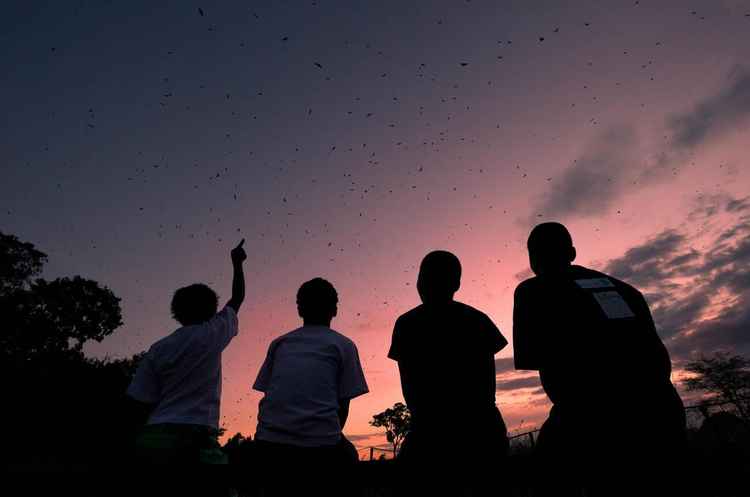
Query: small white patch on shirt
593 291 636 319
575 278 615 289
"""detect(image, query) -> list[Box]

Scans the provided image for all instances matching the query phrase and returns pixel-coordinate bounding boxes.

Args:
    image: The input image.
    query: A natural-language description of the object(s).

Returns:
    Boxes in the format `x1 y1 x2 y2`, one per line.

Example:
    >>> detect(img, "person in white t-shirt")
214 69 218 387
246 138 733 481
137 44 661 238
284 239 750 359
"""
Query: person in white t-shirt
126 239 247 465
253 277 369 485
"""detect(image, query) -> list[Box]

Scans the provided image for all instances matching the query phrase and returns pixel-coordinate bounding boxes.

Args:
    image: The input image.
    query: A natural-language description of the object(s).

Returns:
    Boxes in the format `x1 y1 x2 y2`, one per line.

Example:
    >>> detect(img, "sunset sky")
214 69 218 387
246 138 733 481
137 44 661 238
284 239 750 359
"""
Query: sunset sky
3 1 750 452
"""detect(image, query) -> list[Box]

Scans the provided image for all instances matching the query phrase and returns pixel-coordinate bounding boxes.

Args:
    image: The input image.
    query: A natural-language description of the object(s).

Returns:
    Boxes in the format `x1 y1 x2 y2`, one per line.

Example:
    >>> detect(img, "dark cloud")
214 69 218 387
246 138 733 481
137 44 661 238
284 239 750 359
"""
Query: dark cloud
672 226 750 358
496 375 541 391
605 230 685 280
702 222 750 273
346 433 378 442
726 195 750 213
602 195 750 360
604 230 686 287
494 357 514 375
668 66 750 150
671 298 750 360
532 125 637 220
651 291 711 339
716 216 750 244
687 194 750 232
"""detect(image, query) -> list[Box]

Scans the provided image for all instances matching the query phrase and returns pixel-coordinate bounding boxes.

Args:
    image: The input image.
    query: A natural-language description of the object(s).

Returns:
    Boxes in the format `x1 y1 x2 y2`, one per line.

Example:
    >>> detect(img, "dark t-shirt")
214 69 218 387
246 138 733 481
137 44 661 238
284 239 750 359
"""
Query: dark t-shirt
388 301 507 430
513 265 675 409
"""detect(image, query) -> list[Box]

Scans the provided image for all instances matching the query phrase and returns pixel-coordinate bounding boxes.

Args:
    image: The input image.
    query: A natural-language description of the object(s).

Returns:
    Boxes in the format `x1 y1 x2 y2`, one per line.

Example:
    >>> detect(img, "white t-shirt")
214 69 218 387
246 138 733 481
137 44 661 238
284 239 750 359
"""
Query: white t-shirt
127 306 238 429
253 325 369 447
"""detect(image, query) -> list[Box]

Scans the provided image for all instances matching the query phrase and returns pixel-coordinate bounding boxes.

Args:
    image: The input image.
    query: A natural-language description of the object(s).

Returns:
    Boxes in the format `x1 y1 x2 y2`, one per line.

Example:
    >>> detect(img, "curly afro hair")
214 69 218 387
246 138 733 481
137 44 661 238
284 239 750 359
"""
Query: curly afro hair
171 283 219 325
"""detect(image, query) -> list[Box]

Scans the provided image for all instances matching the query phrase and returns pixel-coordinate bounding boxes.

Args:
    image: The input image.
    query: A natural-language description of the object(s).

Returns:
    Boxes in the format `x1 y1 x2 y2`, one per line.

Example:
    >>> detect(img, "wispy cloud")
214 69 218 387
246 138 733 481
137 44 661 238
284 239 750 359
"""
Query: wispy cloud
496 375 541 391
495 357 515 375
531 67 750 221
668 66 750 150
531 125 637 220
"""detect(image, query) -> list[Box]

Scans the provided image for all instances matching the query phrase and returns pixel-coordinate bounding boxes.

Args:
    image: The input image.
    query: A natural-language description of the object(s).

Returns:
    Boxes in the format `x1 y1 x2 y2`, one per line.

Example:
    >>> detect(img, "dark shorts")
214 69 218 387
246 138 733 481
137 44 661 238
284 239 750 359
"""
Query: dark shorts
397 406 509 481
255 436 358 468
254 437 358 496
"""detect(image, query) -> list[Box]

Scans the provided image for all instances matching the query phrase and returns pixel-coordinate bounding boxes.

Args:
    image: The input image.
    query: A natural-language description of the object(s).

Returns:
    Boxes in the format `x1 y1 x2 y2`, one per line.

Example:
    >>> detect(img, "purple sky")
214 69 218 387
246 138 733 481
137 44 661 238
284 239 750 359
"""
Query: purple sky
2 1 750 447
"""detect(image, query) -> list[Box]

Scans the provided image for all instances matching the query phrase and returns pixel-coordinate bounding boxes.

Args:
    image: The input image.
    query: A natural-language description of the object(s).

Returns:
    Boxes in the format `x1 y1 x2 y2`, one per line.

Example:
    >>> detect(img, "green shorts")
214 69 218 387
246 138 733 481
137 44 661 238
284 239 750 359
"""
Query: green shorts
134 423 228 465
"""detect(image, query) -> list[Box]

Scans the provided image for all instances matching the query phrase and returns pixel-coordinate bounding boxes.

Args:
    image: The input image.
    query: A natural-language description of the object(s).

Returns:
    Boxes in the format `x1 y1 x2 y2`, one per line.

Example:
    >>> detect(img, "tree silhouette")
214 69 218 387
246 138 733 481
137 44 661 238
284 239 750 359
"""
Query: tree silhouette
370 402 411 455
0 232 47 294
0 231 137 467
1 231 122 364
684 352 750 421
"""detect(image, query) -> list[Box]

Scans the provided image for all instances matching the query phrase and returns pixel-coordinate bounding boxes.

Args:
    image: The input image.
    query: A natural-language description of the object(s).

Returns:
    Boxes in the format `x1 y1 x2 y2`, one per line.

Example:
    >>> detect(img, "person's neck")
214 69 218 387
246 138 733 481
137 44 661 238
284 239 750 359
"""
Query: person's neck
539 264 572 278
304 320 331 327
421 298 454 307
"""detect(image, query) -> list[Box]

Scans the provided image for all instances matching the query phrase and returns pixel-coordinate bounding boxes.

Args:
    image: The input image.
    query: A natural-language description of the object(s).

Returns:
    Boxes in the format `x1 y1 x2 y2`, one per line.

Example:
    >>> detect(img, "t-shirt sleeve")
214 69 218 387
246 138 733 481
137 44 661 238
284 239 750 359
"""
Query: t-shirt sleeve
126 352 161 404
513 283 541 370
387 316 404 362
206 305 239 351
252 340 278 392
338 340 369 400
481 312 508 354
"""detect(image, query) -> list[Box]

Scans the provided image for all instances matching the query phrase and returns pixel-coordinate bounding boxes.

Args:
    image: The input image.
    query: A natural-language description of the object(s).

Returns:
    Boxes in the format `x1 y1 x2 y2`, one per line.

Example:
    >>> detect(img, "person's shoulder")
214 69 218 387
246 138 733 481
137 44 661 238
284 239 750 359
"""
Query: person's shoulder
514 275 540 297
276 326 305 341
452 301 489 319
395 304 425 326
266 327 303 348
610 276 644 301
328 329 363 358
578 266 643 298
328 328 356 347
217 305 237 319
148 326 186 352
571 265 608 279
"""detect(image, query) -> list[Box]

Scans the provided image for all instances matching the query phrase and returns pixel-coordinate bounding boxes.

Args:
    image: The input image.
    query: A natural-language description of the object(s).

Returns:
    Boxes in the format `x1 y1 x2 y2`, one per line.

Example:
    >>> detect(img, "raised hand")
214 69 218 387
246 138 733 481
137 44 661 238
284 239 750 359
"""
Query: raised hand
228 239 246 312
231 238 247 265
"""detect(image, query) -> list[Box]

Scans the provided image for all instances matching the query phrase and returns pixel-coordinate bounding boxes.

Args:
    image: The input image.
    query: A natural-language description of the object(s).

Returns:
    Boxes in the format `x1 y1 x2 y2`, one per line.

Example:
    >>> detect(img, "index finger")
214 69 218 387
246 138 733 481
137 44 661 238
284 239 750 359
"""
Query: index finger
236 238 245 249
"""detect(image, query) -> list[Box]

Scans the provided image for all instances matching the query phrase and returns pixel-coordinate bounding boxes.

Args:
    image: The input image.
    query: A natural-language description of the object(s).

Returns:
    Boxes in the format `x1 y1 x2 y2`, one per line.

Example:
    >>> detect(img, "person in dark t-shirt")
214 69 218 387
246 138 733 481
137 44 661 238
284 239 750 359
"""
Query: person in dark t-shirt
513 222 686 488
388 250 509 478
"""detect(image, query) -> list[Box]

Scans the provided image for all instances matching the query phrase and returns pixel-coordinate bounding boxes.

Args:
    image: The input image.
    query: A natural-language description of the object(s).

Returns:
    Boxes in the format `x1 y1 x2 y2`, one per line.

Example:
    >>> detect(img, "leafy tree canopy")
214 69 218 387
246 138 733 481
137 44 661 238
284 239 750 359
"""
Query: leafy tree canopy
1 231 122 363
370 402 411 453
0 231 47 295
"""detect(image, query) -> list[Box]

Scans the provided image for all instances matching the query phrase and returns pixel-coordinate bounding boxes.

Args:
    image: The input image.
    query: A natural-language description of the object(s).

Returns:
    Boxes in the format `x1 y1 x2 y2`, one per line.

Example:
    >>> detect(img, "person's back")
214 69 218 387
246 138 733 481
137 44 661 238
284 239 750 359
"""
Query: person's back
391 301 505 432
515 265 676 408
139 311 236 427
254 325 367 447
513 223 685 489
126 239 247 466
253 278 368 496
389 251 509 479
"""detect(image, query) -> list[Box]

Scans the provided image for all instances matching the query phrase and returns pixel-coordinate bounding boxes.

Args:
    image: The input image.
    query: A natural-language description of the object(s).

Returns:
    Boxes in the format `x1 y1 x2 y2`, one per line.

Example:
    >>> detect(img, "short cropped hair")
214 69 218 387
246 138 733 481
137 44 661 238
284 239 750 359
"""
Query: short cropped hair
420 250 462 289
171 283 219 325
297 278 338 321
527 222 573 251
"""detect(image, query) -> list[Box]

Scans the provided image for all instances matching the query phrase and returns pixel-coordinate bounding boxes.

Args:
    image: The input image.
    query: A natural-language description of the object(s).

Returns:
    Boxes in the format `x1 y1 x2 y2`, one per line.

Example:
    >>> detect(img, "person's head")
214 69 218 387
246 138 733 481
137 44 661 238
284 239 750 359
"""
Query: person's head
417 250 461 305
171 283 219 326
527 222 576 276
297 277 338 325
